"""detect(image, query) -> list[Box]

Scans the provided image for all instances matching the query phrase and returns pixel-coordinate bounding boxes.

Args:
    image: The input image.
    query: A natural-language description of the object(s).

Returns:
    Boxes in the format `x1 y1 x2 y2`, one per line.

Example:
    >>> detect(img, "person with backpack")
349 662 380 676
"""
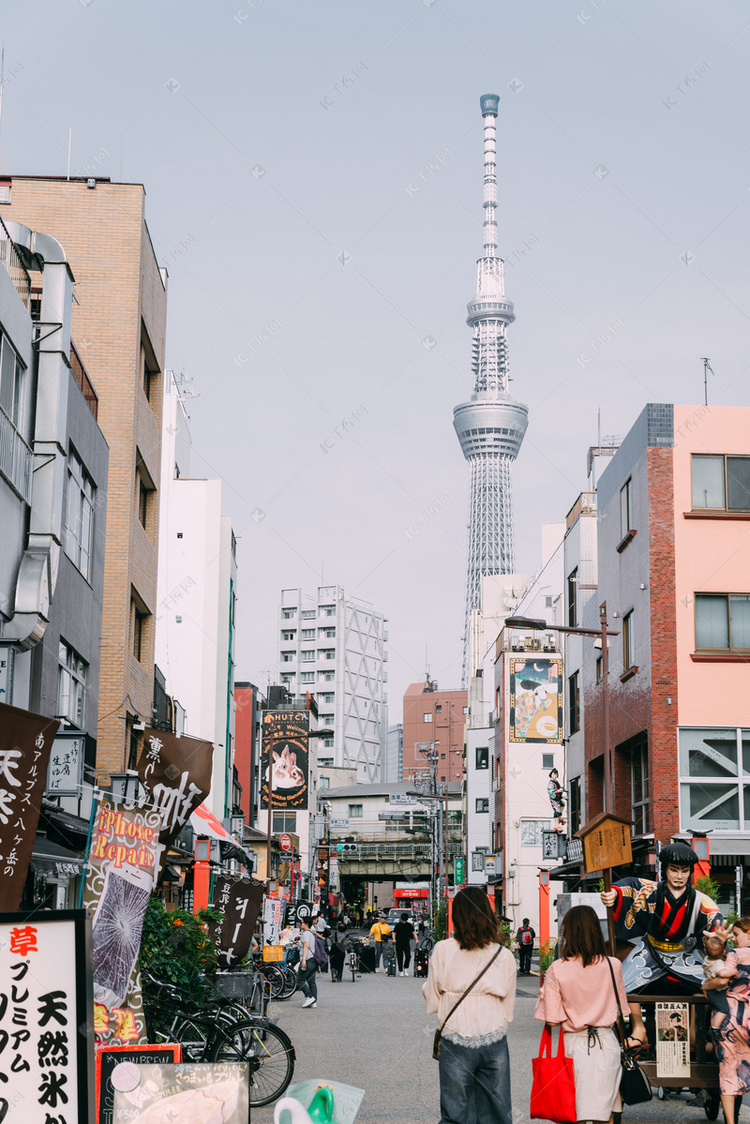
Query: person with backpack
298 917 326 1008
515 918 535 975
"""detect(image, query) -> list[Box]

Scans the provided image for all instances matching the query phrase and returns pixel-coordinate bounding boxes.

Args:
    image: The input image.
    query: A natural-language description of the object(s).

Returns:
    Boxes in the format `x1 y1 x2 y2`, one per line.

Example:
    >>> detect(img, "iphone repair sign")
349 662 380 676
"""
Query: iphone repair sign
0 910 96 1122
83 797 161 1047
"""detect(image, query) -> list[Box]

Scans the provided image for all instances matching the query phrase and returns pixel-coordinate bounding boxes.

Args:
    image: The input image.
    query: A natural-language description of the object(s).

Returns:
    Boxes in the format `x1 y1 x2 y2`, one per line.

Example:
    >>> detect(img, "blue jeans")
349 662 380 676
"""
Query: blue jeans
438 1035 512 1124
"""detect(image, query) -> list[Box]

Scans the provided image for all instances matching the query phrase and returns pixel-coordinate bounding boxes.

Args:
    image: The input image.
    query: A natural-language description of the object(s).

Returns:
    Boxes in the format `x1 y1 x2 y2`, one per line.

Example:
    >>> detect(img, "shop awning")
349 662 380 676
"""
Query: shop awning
30 835 85 877
190 804 254 867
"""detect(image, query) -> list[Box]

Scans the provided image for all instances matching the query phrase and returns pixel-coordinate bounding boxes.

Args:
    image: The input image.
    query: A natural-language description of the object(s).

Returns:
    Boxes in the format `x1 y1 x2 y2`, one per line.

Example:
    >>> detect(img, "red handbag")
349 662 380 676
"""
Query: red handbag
530 1024 576 1123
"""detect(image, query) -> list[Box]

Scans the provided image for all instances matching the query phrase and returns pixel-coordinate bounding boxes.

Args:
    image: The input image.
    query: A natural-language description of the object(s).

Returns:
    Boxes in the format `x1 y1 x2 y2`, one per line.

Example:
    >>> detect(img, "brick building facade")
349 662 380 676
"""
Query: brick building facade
2 177 168 778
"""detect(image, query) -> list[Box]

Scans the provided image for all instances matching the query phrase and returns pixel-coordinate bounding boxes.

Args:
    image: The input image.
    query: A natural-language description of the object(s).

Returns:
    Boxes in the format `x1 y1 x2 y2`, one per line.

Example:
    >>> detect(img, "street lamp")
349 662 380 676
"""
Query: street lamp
265 726 334 887
505 608 619 815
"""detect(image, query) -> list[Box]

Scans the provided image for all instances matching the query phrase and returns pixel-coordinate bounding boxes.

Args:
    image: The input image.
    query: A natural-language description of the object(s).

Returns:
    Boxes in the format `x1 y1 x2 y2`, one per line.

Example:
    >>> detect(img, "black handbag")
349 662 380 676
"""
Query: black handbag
433 945 503 1060
606 959 653 1105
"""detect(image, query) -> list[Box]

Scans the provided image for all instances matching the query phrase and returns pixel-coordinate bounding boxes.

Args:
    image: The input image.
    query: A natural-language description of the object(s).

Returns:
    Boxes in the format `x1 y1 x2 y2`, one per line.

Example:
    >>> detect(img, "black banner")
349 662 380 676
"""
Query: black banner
211 875 265 967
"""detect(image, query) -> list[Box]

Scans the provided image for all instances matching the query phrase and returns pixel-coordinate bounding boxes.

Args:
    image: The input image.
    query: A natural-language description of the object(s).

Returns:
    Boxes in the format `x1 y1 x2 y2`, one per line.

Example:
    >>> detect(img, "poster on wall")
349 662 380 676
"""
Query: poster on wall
508 658 563 743
82 796 161 1046
0 909 95 1122
260 711 310 811
655 1001 691 1078
96 1043 182 1124
0 701 58 911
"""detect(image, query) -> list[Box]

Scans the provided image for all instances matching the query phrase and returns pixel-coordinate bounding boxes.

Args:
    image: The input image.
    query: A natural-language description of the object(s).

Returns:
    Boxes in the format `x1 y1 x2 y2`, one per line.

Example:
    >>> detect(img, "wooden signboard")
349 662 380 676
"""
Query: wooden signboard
577 813 633 874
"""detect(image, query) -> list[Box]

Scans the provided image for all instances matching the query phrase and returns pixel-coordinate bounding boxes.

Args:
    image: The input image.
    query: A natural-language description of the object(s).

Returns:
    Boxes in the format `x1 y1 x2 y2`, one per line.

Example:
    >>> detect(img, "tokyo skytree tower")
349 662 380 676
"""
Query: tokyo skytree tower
454 94 529 683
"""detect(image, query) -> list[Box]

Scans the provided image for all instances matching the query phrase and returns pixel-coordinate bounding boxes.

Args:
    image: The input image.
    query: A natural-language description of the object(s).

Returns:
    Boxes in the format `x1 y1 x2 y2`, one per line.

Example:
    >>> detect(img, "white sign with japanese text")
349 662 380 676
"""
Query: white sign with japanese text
0 911 95 1122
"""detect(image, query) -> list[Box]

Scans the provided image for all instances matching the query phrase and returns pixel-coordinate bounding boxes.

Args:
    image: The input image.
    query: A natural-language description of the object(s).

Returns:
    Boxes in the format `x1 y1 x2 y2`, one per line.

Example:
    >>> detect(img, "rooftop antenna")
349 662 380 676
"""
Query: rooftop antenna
701 357 714 406
66 127 72 180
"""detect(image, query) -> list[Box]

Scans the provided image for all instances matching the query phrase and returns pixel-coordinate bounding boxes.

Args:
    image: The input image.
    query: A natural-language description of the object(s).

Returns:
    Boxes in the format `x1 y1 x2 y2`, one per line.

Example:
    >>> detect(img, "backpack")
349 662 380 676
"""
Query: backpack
522 929 533 946
313 933 329 966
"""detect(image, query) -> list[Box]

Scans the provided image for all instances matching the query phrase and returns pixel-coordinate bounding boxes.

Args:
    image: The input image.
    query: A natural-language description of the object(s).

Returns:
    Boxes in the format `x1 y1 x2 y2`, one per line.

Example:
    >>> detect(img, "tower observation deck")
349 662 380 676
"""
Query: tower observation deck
454 94 529 683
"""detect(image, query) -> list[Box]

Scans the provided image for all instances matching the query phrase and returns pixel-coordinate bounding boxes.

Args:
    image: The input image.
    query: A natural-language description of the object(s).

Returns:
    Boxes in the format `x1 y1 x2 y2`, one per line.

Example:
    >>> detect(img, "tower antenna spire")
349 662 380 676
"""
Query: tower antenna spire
701 357 714 406
454 95 529 685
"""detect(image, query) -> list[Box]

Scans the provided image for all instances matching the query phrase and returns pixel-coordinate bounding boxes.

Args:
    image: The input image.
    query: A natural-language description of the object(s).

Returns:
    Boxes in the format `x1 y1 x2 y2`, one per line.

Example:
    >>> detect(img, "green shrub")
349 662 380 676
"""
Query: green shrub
140 897 224 1000
538 940 556 975
694 875 721 904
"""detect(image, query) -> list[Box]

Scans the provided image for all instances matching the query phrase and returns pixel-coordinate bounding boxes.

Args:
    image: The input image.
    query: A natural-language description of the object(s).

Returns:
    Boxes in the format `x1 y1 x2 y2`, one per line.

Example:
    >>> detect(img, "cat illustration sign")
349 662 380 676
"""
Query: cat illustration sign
260 711 309 810
279 833 292 852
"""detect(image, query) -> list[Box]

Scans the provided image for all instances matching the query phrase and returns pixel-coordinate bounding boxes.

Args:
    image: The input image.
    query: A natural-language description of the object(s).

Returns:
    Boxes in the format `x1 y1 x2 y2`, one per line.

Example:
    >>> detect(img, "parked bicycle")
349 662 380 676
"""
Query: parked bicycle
142 973 295 1107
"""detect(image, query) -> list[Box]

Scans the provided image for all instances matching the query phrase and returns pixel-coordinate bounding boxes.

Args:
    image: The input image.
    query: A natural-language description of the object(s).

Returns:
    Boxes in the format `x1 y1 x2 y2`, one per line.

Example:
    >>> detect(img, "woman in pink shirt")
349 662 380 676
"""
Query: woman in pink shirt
536 905 629 1124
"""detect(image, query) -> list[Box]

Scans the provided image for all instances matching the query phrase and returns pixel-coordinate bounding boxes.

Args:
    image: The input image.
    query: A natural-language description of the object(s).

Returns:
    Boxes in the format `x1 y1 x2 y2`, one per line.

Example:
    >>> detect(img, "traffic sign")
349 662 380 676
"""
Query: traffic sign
292 869 301 881
279 833 292 852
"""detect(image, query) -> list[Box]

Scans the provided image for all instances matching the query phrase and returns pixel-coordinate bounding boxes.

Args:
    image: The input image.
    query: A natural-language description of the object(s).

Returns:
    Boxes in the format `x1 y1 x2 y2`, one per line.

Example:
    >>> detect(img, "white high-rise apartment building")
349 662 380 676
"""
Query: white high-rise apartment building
278 586 387 782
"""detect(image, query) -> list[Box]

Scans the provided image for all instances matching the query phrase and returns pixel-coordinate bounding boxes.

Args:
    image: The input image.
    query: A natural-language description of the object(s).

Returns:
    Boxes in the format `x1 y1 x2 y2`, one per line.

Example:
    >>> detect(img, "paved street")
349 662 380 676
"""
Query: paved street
255 960 722 1124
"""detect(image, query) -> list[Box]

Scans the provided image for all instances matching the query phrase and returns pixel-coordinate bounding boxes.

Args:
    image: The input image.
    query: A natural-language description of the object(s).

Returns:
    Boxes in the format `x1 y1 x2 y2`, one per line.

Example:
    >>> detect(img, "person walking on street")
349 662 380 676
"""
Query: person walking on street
370 913 392 973
394 912 416 976
423 886 517 1124
515 918 535 975
298 918 319 1008
535 904 629 1124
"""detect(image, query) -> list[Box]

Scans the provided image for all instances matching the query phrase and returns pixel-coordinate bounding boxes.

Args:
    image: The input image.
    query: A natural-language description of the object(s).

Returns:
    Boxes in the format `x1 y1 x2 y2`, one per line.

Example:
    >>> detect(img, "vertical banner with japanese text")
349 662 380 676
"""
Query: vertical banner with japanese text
0 702 59 911
136 728 213 872
210 875 265 966
0 910 95 1123
260 711 309 811
82 797 161 1046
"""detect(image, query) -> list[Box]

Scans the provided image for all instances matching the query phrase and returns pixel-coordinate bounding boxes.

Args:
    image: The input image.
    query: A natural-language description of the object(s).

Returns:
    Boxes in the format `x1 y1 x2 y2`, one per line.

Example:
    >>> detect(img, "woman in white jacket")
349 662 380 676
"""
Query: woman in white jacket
423 887 517 1124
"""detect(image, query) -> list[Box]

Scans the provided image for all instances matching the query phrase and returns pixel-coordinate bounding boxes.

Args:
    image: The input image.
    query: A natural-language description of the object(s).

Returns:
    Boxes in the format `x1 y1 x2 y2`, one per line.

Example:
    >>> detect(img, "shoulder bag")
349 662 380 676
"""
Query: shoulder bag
605 957 653 1105
432 944 502 1060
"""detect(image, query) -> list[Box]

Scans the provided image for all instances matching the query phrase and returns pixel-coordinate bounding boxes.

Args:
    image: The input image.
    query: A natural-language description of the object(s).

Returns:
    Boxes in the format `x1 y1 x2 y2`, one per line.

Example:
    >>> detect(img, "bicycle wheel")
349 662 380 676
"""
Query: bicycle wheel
158 1013 213 1063
212 1019 295 1107
279 965 298 1000
261 963 286 999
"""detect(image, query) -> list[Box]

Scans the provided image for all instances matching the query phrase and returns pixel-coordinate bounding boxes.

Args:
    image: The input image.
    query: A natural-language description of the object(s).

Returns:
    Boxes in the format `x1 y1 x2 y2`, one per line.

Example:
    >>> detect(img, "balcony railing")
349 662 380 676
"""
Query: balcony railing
69 342 99 421
565 491 597 531
0 216 30 310
0 405 33 502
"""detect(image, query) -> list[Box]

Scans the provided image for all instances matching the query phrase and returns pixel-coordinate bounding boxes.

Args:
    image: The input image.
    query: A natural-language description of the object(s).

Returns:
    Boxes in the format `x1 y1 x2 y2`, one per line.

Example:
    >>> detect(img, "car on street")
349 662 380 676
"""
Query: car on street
386 908 414 929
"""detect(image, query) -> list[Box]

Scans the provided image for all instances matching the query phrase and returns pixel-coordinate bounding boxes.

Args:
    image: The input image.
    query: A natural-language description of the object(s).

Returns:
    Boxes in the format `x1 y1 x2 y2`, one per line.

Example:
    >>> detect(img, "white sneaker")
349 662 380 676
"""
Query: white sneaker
302 996 317 1008
375 967 380 973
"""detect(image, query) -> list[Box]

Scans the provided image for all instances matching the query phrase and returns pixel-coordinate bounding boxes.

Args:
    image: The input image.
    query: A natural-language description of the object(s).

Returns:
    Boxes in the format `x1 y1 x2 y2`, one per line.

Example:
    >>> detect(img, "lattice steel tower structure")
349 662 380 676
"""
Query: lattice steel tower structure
454 94 529 683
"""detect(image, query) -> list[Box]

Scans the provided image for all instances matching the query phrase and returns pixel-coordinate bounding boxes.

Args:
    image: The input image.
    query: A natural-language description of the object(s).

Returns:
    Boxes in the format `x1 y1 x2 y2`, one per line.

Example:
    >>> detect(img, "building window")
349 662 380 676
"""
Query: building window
281 630 295 641
281 652 294 663
520 820 547 846
322 628 335 638
545 595 553 608
631 740 650 834
695 594 750 651
319 671 335 682
57 640 87 728
596 655 603 682
463 706 469 714
476 746 489 769
678 727 750 833
440 753 446 759
301 628 315 640
301 610 315 620
435 704 442 713
301 650 315 662
692 454 750 512
620 477 632 536
319 776 330 789
542 753 554 770
0 331 25 429
272 812 297 833
63 447 95 580
132 603 148 662
569 777 581 835
476 798 489 813
348 804 363 818
282 609 295 619
567 569 578 627
300 672 314 683
323 737 334 748
622 610 634 669
568 671 580 734
423 713 433 723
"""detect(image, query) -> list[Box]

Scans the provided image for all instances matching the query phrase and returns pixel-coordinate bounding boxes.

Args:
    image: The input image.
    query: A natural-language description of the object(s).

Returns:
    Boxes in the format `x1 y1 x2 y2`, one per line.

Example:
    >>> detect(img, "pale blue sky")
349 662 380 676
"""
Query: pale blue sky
3 0 750 717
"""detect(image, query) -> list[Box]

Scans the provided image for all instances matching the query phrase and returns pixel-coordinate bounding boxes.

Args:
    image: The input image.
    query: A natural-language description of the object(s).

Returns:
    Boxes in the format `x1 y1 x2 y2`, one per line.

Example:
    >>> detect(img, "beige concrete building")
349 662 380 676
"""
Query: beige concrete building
2 176 168 778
